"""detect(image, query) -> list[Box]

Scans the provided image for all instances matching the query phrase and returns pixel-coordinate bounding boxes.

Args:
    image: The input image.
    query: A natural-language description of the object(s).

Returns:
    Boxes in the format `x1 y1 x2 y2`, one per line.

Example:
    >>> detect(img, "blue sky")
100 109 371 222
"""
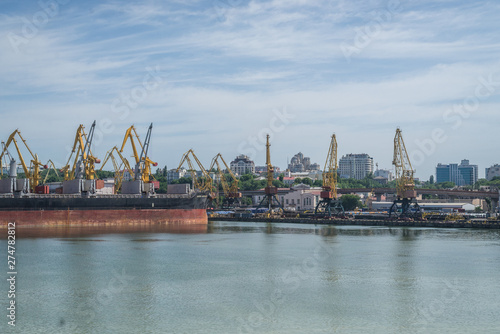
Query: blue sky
1 0 499 180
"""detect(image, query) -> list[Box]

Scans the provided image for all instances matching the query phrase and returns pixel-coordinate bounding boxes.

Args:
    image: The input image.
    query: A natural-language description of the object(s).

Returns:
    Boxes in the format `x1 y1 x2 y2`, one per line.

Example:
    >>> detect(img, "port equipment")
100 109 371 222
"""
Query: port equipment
42 160 61 184
176 149 214 197
256 134 284 212
61 121 100 181
314 134 344 217
209 153 241 208
0 130 45 191
389 128 421 218
119 123 157 183
100 146 135 192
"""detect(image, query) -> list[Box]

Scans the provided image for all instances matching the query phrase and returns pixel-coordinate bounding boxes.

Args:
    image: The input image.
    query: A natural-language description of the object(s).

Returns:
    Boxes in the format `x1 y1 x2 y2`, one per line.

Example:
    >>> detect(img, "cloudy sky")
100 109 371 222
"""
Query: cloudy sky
1 0 499 180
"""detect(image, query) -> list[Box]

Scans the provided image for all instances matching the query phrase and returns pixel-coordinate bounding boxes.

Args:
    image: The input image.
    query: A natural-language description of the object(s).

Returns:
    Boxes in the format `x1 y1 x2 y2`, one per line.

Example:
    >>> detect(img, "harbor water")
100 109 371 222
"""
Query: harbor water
1 221 500 333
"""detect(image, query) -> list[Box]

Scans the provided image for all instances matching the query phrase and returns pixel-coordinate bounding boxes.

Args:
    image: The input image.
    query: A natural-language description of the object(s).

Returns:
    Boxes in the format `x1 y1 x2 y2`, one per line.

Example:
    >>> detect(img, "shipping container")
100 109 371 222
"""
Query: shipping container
35 185 49 194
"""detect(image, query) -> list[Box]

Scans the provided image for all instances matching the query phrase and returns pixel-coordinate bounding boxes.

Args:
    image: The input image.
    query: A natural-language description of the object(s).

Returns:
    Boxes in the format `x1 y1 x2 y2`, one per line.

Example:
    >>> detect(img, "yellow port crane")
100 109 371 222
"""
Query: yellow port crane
0 129 45 192
176 149 214 197
42 160 61 184
209 153 241 208
61 121 100 181
100 146 135 192
119 123 157 183
256 134 283 212
314 134 344 217
390 128 421 218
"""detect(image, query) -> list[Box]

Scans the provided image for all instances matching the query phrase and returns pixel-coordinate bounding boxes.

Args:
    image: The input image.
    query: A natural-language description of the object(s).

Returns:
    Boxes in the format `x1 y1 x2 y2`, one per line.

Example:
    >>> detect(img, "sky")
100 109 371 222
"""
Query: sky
1 0 499 180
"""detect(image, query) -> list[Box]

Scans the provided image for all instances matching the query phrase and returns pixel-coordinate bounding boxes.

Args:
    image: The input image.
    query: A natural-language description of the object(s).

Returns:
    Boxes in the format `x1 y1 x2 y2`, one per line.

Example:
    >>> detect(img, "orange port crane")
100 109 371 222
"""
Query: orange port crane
0 129 46 192
209 153 241 208
389 128 421 218
256 134 283 212
314 134 344 217
176 149 214 198
61 121 100 181
119 123 157 184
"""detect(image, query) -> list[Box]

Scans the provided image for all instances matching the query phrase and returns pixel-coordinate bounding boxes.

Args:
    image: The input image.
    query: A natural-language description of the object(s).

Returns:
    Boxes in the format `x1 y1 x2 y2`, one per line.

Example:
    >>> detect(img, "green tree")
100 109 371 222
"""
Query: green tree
436 181 455 189
301 177 313 186
429 175 434 184
340 194 361 211
240 197 253 206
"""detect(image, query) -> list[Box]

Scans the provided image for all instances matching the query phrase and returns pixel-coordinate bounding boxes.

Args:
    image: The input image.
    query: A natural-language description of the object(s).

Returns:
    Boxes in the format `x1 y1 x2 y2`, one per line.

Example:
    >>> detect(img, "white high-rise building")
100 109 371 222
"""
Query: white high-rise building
230 155 255 176
486 164 500 181
339 154 374 180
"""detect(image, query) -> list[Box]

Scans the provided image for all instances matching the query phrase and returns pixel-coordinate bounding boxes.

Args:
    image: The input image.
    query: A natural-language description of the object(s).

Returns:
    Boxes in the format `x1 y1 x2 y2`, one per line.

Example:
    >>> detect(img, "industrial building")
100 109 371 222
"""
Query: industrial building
252 184 321 211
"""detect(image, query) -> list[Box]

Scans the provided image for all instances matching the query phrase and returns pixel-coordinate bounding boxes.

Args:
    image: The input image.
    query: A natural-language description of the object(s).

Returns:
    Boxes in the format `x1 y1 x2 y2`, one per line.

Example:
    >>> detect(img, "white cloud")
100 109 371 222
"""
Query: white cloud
1 0 499 179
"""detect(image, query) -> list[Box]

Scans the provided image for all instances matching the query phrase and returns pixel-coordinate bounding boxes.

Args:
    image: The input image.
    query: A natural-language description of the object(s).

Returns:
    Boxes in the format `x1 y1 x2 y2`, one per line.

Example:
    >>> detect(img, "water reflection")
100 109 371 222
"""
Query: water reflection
12 223 209 238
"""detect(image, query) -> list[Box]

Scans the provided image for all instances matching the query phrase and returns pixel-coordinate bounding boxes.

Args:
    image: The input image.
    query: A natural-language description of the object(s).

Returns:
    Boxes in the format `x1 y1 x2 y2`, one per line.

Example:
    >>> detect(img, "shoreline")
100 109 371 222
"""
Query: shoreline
209 216 500 229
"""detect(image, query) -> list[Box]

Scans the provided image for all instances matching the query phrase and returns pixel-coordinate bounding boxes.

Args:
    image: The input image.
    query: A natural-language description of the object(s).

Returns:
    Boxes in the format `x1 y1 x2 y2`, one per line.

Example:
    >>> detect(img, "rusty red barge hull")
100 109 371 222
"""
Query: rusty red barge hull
0 194 208 227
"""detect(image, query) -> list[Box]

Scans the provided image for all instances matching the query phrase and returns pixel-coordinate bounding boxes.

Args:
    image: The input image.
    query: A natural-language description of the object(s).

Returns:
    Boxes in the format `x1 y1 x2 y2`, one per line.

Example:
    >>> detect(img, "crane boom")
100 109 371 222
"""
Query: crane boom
0 129 45 191
100 146 135 192
176 149 213 194
43 160 61 184
209 153 241 207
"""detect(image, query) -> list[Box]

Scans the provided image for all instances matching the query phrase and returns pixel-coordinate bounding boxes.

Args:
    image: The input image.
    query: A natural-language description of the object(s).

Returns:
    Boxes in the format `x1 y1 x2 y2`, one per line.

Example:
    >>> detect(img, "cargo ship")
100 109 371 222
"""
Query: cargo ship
0 122 209 229
0 192 208 227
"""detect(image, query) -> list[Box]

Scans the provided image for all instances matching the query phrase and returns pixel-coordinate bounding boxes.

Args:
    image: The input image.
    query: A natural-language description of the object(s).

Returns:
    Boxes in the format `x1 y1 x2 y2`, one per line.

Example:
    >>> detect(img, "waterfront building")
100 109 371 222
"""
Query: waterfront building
252 184 321 211
436 159 478 186
338 153 374 179
230 155 255 176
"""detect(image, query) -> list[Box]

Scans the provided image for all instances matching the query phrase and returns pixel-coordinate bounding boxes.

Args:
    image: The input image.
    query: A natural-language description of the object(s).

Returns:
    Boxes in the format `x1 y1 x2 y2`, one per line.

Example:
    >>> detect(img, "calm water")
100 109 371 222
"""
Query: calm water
1 222 500 333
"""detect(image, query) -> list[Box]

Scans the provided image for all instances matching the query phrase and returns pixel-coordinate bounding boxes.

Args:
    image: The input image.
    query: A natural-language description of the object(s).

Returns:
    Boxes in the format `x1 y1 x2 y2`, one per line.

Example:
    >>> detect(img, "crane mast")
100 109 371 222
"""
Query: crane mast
314 134 344 217
389 128 421 218
256 134 283 213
